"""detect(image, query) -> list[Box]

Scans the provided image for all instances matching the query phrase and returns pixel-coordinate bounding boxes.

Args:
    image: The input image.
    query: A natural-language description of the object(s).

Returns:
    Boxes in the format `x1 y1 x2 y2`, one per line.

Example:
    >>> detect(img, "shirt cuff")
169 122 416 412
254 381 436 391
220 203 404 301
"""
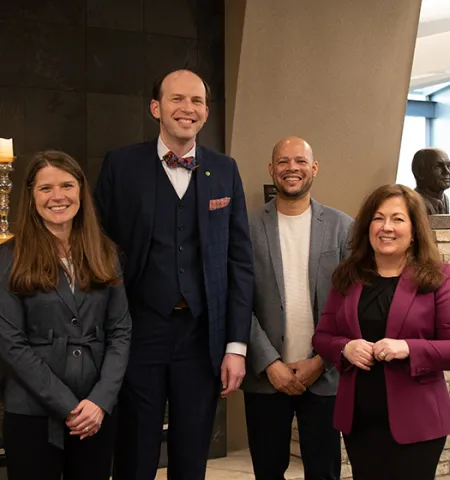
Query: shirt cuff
226 342 247 357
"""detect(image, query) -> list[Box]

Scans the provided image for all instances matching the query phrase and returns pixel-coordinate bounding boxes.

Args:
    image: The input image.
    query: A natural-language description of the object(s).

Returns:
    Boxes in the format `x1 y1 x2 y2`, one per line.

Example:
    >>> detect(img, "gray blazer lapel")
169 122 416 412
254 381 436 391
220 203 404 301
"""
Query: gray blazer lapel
262 199 285 306
55 269 78 318
74 284 86 311
308 199 325 312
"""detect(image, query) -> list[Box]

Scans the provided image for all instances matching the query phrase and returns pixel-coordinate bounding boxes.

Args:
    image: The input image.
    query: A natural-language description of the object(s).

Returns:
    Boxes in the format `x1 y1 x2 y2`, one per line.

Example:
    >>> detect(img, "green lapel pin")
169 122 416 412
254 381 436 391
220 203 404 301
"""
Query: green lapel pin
205 171 211 176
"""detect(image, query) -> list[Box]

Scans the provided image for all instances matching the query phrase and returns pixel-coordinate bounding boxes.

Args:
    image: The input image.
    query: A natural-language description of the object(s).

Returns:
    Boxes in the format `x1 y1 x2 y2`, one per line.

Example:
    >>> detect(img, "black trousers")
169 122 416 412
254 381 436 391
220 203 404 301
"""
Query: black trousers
3 409 117 480
344 426 445 480
114 309 220 480
244 390 341 480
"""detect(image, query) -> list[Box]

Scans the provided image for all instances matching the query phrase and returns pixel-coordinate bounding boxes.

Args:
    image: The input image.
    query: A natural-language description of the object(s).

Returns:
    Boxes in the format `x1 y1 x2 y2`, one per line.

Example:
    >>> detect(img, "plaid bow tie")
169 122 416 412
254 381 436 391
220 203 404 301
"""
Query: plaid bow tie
163 151 199 170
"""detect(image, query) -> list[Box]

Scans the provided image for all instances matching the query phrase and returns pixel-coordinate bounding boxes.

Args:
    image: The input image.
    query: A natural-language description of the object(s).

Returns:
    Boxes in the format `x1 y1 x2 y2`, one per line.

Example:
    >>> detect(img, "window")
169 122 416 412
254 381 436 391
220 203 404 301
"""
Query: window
396 116 427 188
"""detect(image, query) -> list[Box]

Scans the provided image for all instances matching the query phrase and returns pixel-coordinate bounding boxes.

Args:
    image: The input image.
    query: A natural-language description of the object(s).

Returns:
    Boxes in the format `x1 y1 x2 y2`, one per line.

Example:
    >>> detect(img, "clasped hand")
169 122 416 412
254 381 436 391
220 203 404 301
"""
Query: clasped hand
266 357 324 395
66 399 104 440
343 338 410 370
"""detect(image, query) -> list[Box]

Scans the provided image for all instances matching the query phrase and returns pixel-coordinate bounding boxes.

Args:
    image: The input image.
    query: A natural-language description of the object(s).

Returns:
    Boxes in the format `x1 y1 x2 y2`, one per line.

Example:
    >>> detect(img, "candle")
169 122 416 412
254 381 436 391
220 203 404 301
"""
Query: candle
0 138 14 163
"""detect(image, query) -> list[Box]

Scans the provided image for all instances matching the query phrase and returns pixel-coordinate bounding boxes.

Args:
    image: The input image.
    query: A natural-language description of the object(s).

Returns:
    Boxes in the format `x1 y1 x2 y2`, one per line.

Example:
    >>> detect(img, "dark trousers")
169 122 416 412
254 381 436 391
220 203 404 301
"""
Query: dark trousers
344 427 445 480
244 390 341 480
114 309 220 480
3 409 117 480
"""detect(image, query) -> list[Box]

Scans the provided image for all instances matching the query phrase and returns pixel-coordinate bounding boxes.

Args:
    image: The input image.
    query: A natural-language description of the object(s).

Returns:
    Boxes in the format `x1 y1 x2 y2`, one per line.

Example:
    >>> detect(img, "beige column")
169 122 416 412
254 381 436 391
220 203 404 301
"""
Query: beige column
225 0 421 452
226 0 421 215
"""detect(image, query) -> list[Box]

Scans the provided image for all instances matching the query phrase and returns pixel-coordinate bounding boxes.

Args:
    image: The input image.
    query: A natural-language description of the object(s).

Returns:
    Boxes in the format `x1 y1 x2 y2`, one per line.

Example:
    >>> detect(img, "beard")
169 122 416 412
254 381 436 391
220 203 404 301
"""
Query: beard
274 175 314 199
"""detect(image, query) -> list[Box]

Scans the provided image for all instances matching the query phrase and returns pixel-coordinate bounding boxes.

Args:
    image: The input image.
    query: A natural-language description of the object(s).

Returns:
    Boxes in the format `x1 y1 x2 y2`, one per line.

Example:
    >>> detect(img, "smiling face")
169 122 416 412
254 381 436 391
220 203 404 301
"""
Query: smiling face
369 196 413 263
269 138 318 200
33 165 80 235
150 70 209 150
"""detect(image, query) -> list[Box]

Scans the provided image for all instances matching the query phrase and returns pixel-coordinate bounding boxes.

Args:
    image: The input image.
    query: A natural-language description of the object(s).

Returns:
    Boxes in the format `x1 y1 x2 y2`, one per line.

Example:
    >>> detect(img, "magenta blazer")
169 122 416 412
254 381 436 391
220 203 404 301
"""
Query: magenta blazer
312 264 450 444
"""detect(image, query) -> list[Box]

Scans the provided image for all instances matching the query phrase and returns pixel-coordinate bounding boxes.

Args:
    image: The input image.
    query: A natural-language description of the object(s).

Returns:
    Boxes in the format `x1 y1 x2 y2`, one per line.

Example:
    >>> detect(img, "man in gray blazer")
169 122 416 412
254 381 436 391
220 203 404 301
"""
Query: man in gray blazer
242 137 353 480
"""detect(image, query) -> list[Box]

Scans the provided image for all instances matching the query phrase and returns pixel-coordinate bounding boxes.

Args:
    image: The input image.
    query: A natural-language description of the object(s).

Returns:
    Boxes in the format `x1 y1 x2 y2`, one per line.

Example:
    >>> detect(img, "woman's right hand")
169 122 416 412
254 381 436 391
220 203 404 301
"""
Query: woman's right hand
66 399 104 440
343 339 375 371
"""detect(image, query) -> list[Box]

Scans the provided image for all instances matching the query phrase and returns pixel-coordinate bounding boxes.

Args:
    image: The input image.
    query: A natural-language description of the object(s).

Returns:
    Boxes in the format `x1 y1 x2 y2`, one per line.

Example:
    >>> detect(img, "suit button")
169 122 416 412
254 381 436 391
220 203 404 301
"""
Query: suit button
178 225 184 230
178 204 184 210
73 349 82 358
71 318 80 327
179 246 184 251
179 268 185 273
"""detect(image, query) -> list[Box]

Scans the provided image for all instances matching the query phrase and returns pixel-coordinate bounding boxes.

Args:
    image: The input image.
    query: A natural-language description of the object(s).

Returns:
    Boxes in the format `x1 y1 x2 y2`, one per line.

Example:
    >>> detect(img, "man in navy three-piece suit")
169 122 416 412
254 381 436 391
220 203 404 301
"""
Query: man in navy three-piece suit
94 69 254 479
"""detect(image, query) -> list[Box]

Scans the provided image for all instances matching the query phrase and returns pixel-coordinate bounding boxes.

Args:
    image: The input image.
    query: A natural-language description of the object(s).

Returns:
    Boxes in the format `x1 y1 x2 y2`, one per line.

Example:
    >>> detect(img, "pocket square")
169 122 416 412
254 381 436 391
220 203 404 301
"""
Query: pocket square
209 197 230 211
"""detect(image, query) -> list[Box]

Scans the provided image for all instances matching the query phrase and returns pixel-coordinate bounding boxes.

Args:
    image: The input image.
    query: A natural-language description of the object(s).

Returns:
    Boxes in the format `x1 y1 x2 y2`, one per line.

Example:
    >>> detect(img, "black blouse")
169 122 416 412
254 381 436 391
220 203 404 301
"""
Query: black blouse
352 275 400 430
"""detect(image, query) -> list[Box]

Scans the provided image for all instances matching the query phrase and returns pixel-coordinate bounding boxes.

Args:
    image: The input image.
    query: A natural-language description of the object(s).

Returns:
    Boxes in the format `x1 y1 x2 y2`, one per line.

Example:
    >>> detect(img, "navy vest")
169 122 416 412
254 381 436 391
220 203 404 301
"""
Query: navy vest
139 160 206 318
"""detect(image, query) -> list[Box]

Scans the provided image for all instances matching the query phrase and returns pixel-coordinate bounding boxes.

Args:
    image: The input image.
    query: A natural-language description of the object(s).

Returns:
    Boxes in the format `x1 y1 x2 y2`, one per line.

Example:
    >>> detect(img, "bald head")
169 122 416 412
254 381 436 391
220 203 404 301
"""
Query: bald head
149 68 210 151
412 148 447 176
412 147 450 193
152 69 211 105
269 136 318 202
272 137 314 164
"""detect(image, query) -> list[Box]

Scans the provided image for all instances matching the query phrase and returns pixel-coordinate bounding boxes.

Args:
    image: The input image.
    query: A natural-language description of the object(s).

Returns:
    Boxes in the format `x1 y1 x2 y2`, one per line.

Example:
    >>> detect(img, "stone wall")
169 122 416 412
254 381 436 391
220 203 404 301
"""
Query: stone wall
434 228 450 479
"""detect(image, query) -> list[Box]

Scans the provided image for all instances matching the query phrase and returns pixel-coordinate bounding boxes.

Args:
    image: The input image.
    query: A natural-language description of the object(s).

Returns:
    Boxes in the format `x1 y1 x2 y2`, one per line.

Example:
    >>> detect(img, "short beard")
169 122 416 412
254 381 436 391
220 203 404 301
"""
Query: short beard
275 176 314 200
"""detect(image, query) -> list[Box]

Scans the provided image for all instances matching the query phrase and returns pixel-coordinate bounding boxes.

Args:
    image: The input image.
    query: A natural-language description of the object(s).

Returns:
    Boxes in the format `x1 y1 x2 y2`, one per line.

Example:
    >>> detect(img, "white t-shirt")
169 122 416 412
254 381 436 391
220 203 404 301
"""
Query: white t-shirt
278 207 314 363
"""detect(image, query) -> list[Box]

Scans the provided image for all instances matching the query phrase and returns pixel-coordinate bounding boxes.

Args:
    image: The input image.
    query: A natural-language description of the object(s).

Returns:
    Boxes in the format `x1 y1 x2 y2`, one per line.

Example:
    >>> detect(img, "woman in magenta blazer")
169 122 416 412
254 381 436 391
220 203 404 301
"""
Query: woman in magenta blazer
312 184 450 480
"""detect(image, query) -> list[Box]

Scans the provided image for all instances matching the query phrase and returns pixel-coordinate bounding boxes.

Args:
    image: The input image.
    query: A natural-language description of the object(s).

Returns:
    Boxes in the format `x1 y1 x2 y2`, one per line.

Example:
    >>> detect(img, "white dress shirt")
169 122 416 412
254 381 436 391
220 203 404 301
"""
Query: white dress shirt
157 137 195 199
157 137 246 357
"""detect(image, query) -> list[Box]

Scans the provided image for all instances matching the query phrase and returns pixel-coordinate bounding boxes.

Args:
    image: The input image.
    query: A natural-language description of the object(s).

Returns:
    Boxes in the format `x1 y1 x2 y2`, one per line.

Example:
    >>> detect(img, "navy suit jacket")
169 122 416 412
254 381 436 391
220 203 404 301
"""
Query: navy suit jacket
94 138 254 372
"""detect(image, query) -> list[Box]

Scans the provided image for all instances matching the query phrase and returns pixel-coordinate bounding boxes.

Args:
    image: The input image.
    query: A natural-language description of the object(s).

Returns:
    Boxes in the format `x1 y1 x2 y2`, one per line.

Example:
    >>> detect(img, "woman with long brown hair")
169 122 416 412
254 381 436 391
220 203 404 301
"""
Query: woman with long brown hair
313 184 450 480
0 150 131 480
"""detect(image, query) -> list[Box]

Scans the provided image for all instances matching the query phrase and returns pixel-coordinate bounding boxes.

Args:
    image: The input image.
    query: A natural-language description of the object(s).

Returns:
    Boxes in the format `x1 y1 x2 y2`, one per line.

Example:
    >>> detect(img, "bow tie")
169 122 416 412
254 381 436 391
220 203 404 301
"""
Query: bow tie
162 151 199 170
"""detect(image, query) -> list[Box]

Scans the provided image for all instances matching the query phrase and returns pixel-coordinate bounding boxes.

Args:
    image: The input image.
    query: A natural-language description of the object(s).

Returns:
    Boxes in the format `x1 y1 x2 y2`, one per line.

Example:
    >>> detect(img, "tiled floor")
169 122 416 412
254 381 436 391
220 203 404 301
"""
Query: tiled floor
155 449 304 479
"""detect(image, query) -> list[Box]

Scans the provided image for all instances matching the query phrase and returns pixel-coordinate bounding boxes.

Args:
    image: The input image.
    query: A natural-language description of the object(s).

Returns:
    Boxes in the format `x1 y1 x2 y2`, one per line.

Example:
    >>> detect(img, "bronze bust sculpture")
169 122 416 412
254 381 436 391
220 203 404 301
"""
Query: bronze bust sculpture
412 148 450 215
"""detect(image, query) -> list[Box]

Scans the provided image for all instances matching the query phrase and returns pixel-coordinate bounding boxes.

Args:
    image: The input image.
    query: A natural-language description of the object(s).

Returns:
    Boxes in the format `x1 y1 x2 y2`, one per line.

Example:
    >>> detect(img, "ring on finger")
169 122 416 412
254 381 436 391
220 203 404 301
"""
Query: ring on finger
380 351 386 359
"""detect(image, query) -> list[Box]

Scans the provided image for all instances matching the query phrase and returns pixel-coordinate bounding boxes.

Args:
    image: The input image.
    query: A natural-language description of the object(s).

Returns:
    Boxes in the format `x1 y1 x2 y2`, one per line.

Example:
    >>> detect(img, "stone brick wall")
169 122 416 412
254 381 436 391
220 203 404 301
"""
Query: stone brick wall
434 229 450 479
434 229 450 263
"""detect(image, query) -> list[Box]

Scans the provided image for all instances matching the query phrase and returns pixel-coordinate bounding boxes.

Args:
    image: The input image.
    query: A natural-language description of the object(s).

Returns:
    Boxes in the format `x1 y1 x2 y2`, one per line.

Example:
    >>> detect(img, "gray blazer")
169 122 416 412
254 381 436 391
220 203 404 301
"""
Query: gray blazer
241 198 353 395
0 243 131 448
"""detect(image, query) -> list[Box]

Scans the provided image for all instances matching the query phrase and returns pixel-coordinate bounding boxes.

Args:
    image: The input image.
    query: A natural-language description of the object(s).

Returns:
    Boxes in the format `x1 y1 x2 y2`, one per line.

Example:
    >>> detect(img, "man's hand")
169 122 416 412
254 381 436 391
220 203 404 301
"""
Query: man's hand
66 399 105 440
287 356 325 388
266 360 306 395
221 353 246 398
373 338 409 362
343 339 375 371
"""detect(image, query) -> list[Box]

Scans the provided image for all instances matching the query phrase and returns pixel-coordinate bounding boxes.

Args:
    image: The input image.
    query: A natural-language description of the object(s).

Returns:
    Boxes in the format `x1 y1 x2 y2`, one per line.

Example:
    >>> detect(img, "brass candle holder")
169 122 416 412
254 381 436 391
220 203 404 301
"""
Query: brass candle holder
0 156 15 244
